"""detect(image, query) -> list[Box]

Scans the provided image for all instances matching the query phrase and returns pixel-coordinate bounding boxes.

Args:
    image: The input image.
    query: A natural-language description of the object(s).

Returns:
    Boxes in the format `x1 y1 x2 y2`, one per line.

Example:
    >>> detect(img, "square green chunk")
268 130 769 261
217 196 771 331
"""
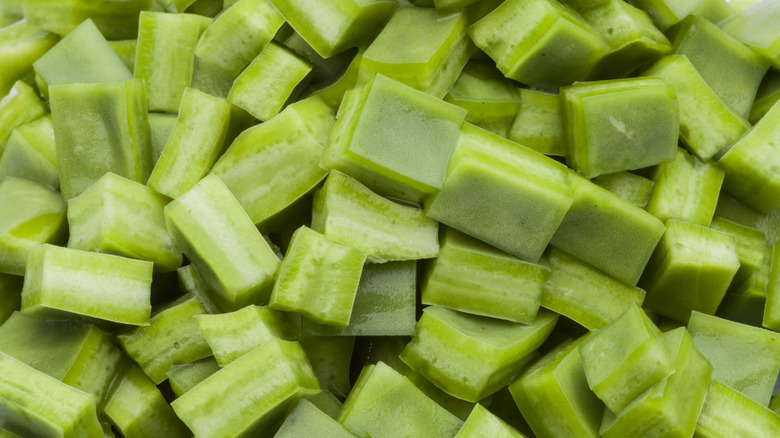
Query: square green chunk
592 171 654 207
276 399 356 438
578 304 674 413
0 115 58 189
561 77 678 178
400 306 558 402
695 380 780 437
21 244 153 327
508 88 565 156
323 74 467 202
0 80 47 153
0 177 66 276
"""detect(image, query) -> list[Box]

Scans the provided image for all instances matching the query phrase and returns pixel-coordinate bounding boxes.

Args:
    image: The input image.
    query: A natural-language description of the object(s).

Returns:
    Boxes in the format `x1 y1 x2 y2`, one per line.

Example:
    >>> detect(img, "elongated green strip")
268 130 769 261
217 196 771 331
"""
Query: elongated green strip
118 294 211 384
0 274 22 325
0 80 46 153
148 87 231 198
0 116 58 189
695 380 780 437
171 338 320 438
0 20 57 97
166 357 221 397
21 245 152 327
0 352 103 438
165 174 281 311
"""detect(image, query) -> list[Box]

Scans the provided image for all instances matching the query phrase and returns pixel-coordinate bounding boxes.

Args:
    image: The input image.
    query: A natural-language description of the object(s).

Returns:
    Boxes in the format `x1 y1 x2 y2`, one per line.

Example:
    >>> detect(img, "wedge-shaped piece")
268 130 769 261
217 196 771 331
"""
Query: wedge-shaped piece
688 311 780 406
228 42 311 121
32 19 131 98
542 248 646 330
0 178 66 276
710 217 768 285
195 0 284 76
600 327 714 438
323 74 467 202
764 242 780 330
276 399 356 438
197 305 291 366
720 0 780 69
270 226 365 327
592 171 654 207
671 15 769 119
427 123 573 262
165 174 281 311
23 0 150 40
0 20 57 98
268 0 397 58
68 173 181 273
0 80 46 151
561 77 678 177
626 0 704 30
135 12 208 113
50 79 151 200
212 96 332 228
361 8 470 97
0 352 103 438
695 380 780 437
508 88 565 156
455 404 525 438
578 304 674 413
640 220 739 322
422 228 549 324
469 0 609 89
0 116 58 189
510 336 602 438
551 174 665 285
304 261 417 336
21 244 152 326
172 338 320 438
0 274 22 325
719 101 780 214
445 61 522 136
148 88 231 198
338 361 463 438
118 294 211 384
166 357 221 397
642 55 749 161
401 306 558 402
646 148 724 226
312 170 439 262
750 70 780 124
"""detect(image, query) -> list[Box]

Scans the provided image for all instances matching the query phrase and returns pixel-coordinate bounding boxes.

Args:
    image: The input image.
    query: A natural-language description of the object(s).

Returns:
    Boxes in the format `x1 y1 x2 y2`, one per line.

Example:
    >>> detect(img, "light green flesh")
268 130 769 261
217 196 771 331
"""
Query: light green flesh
591 171 654 207
508 88 565 156
275 399 356 438
695 380 780 437
0 80 47 154
0 115 59 189
298 336 355 399
0 20 57 98
710 217 769 286
455 404 525 438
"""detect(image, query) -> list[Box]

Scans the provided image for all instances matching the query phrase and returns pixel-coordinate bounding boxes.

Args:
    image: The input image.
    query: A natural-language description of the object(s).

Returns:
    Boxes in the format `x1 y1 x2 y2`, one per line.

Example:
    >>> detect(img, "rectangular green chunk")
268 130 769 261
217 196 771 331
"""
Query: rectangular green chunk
298 336 355 398
166 357 221 397
627 0 704 30
508 88 565 156
0 20 57 98
720 0 780 69
276 399 356 438
23 0 151 40
710 217 769 286
455 404 525 438
164 174 281 311
0 115 58 189
0 80 46 153
695 380 780 437
592 171 654 207
21 244 152 327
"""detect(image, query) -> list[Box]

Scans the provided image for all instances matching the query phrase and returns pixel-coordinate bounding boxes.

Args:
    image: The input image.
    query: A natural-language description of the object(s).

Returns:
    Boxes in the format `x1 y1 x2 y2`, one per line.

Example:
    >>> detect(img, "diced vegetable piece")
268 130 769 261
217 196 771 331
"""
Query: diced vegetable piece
710 217 768 285
720 0 780 69
166 357 221 397
469 0 609 89
118 294 212 384
626 0 704 30
323 74 466 202
0 178 66 276
719 101 780 214
212 96 332 228
304 261 417 336
49 79 151 200
228 42 311 121
691 0 736 22
509 336 602 438
0 80 46 152
176 264 221 314
641 55 749 161
0 352 103 438
337 362 463 438
361 8 470 98
68 173 181 272
0 20 57 97
695 380 780 437
33 19 132 98
21 245 152 326
147 113 176 166
401 306 558 402
108 39 137 71
444 61 522 136
750 70 780 124
147 87 231 198
157 0 197 12
312 170 439 262
23 0 151 40
0 115 58 189
640 219 739 322
172 338 320 438
422 228 549 324
542 248 646 330
280 30 358 87
578 304 674 413
195 0 284 76
645 147 724 226
298 336 355 398
508 88 565 156
307 390 343 419
196 305 292 366
592 171 654 207
134 12 208 113
561 77 678 177
551 174 665 285
455 404 525 438
600 327 713 437
190 55 233 98
164 174 281 311
268 0 397 58
0 274 22 326
276 399 357 438
427 123 573 262
764 243 780 330
103 365 190 438
688 311 780 406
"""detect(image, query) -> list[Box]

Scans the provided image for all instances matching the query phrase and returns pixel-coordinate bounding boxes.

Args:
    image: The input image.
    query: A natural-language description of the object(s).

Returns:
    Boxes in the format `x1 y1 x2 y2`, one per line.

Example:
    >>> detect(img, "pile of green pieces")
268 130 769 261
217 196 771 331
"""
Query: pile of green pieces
3 0 780 436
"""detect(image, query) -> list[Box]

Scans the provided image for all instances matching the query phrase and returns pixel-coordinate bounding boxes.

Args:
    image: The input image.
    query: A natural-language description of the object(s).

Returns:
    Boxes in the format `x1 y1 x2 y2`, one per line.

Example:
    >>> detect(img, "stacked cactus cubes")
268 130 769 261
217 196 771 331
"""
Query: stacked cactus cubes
3 0 780 436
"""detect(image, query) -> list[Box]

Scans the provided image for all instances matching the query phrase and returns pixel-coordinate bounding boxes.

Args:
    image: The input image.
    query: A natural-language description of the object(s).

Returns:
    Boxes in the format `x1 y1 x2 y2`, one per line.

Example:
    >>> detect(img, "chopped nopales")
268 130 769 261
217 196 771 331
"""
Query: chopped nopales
0 115 58 189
